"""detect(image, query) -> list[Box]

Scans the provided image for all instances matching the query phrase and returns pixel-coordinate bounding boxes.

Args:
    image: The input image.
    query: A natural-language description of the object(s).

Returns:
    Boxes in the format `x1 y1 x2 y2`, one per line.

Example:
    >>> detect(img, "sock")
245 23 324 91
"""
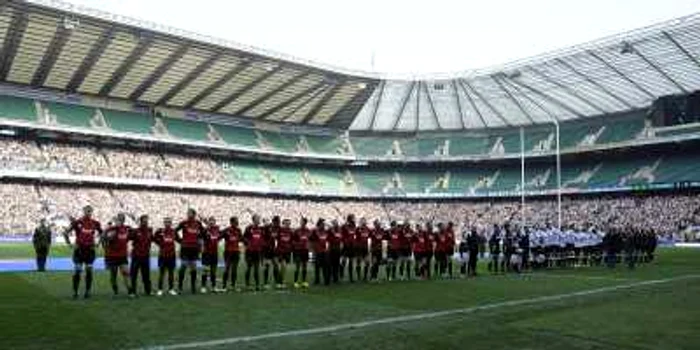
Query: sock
190 270 197 293
263 265 269 285
201 271 208 288
178 266 186 291
72 271 81 296
223 266 230 288
85 269 93 295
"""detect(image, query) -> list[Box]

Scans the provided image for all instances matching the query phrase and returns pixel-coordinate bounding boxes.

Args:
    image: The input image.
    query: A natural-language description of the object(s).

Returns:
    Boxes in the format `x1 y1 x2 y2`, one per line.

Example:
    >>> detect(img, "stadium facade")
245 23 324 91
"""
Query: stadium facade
1 0 700 233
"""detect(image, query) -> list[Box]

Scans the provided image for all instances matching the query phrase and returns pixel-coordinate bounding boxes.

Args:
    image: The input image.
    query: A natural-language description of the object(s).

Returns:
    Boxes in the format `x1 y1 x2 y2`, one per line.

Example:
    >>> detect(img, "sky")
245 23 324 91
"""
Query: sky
61 0 700 76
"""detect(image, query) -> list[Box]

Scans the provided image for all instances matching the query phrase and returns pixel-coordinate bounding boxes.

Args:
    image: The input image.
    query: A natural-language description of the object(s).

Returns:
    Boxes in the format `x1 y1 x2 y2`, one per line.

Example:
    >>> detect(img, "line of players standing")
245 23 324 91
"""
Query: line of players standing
62 206 467 299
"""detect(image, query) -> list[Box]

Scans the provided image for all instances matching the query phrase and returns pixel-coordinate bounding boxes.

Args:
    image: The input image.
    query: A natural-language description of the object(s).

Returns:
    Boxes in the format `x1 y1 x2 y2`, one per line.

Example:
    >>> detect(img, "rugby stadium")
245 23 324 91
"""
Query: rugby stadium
1 0 700 349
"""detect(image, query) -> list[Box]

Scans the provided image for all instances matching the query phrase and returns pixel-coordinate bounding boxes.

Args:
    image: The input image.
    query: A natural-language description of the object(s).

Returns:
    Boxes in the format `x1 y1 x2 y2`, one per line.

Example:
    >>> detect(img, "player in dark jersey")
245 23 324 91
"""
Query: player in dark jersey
102 213 133 297
369 220 384 281
310 218 330 286
175 208 205 294
424 222 436 279
328 219 344 284
263 216 280 290
435 224 448 278
385 221 402 281
154 217 177 296
341 215 356 282
222 216 242 292
354 218 371 282
62 205 102 299
201 217 222 293
129 215 153 296
398 222 413 280
488 224 502 274
274 218 294 288
244 214 265 291
293 217 311 289
413 223 428 279
445 222 456 278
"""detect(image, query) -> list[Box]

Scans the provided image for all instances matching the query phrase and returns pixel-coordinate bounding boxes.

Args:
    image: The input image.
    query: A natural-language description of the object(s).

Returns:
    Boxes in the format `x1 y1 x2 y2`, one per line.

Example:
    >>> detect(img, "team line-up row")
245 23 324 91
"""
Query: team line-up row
57 206 616 299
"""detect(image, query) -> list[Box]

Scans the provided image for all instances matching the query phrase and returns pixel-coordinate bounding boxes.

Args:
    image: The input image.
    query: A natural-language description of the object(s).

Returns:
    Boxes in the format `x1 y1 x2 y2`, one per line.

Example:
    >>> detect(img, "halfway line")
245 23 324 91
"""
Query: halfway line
137 274 699 350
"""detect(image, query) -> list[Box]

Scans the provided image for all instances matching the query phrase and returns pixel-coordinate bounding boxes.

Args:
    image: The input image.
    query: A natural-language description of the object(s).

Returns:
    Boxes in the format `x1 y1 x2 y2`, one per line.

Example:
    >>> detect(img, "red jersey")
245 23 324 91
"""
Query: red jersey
244 225 265 252
329 227 343 250
177 219 204 249
72 217 102 248
222 226 242 252
386 228 402 250
355 225 371 249
370 228 384 251
413 232 427 253
293 227 310 252
341 223 356 247
104 224 130 257
311 228 329 253
264 225 279 252
400 228 412 250
203 225 221 255
154 227 177 258
276 227 293 254
130 226 152 258
441 229 455 252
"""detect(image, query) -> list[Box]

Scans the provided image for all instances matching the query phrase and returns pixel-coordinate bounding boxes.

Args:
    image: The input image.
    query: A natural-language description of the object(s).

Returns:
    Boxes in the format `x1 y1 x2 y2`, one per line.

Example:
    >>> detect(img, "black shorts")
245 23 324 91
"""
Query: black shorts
105 256 128 268
355 247 369 258
435 252 447 261
246 251 262 265
158 256 176 269
263 249 275 260
400 248 411 258
73 246 96 265
202 252 218 267
413 252 426 261
180 247 200 262
224 251 240 264
294 250 309 263
388 249 399 261
276 251 292 263
371 250 382 262
342 246 355 258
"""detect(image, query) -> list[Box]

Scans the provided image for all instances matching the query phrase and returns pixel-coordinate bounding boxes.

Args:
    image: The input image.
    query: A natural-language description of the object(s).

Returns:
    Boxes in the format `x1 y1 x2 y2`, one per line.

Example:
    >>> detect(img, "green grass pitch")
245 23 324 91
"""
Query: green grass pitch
1 248 698 350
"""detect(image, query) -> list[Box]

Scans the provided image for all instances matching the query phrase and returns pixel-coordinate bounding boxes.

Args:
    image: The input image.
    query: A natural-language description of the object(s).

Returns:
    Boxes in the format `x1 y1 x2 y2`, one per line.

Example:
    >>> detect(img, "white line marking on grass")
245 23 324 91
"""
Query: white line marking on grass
137 274 700 350
527 273 633 282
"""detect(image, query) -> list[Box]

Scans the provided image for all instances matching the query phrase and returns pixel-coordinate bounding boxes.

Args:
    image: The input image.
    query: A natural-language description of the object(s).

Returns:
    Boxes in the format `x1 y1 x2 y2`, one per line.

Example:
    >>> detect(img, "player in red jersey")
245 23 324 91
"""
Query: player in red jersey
175 208 205 294
341 215 356 282
221 216 242 292
292 217 311 288
129 215 153 296
328 219 344 284
398 222 413 280
244 214 265 291
445 222 457 278
310 218 330 285
102 213 133 297
413 223 428 280
263 216 280 289
274 218 294 288
201 217 222 293
385 221 402 281
369 220 384 281
62 205 102 299
354 218 371 282
154 217 177 296
425 222 436 279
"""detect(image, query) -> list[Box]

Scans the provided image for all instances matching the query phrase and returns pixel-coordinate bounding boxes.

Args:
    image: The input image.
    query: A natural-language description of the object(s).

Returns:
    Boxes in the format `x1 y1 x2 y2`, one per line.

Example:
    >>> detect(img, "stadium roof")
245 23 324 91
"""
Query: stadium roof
1 0 699 131
0 0 379 127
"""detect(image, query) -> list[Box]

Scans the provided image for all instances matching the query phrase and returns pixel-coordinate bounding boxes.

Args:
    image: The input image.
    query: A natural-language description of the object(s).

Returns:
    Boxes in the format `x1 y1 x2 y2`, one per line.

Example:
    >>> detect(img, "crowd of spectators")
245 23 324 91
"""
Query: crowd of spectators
1 138 699 238
0 181 698 240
